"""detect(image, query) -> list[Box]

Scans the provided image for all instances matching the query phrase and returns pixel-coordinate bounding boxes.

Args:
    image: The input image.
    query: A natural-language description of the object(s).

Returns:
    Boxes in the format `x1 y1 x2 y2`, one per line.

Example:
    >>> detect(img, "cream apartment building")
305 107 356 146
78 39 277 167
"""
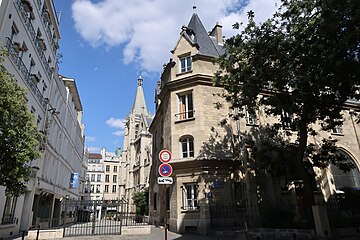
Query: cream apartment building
86 148 121 219
148 10 360 235
0 0 85 238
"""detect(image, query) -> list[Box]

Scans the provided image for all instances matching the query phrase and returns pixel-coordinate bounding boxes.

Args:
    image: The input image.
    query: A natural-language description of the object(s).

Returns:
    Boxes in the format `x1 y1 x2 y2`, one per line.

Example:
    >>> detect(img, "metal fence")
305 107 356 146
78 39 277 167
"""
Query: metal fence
322 199 360 228
32 199 148 237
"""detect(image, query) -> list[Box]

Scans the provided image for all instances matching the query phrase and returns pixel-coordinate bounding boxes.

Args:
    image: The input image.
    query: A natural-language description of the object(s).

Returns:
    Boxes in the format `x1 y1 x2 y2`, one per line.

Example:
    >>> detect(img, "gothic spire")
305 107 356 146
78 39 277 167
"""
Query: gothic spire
131 74 149 115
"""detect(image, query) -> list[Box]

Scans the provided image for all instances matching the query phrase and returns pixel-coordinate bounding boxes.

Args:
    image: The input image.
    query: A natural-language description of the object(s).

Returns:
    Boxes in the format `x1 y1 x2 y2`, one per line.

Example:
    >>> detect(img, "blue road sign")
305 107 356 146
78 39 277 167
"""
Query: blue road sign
159 163 173 177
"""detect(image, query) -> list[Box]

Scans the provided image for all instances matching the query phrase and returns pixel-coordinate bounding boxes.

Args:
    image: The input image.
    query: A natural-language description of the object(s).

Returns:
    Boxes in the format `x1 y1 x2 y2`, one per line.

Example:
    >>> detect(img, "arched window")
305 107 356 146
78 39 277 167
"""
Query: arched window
331 150 360 190
180 136 194 158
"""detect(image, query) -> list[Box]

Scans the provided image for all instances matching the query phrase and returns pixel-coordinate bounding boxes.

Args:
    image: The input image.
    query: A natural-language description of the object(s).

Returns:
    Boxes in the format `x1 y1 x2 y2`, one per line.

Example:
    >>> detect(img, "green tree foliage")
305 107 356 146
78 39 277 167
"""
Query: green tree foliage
132 187 149 215
214 0 360 226
0 50 41 196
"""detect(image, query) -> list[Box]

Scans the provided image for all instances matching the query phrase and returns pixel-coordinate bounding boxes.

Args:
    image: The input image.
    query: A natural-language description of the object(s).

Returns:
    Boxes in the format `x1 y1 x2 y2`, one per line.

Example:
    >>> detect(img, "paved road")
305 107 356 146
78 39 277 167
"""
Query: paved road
56 226 234 240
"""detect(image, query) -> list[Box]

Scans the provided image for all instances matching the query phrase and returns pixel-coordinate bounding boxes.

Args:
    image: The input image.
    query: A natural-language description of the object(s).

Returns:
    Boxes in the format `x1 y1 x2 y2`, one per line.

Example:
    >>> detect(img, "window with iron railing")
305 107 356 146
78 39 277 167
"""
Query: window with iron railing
244 106 258 126
176 92 194 121
1 197 17 225
181 184 198 211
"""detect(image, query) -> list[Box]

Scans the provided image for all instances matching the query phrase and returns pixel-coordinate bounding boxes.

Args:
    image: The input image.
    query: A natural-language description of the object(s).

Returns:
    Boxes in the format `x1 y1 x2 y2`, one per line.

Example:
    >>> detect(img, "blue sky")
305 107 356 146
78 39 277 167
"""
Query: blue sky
53 0 278 153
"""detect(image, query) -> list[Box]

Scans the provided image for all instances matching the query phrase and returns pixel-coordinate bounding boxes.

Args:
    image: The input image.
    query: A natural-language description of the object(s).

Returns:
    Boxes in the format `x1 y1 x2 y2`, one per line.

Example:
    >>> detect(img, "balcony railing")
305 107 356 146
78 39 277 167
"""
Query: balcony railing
41 9 59 55
6 38 47 109
36 0 42 10
175 110 195 121
1 216 18 225
15 0 54 78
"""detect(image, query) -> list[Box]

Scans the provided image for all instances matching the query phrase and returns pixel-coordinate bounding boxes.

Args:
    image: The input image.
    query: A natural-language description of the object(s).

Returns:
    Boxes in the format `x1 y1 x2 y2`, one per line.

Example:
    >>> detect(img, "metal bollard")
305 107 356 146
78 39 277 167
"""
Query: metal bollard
21 230 26 240
36 225 40 240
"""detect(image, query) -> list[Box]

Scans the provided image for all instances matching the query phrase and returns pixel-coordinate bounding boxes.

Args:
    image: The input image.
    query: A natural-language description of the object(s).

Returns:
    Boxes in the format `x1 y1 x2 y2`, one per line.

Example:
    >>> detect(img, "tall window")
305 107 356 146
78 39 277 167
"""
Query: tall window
281 110 292 129
331 151 360 189
177 92 194 120
112 185 117 193
331 119 343 134
90 185 94 193
180 56 192 73
182 184 198 210
96 174 101 182
96 185 100 193
104 185 109 193
245 106 258 125
2 197 17 224
90 174 95 182
113 175 117 183
105 175 109 183
113 166 118 172
106 165 110 172
180 136 194 158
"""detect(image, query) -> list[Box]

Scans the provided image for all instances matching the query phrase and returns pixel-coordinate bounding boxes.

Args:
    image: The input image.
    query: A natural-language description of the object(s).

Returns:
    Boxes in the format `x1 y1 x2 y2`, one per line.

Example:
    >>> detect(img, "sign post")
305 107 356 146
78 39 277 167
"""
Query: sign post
158 150 172 240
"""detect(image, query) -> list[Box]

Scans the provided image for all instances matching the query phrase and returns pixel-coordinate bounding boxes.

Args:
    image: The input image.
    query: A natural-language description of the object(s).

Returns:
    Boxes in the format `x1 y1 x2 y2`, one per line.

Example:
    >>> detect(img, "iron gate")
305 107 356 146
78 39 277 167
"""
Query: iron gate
61 199 130 237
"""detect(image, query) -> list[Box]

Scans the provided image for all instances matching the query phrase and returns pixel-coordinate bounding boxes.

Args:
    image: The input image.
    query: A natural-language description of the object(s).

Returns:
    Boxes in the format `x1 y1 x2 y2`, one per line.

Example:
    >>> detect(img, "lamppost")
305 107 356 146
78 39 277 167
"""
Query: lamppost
40 103 60 151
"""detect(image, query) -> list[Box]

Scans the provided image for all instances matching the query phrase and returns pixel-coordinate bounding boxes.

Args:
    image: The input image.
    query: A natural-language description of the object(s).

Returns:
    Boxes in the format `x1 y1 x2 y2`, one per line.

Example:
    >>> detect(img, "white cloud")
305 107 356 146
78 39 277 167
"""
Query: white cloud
113 130 124 136
86 146 101 153
72 0 279 72
105 117 125 129
85 136 96 142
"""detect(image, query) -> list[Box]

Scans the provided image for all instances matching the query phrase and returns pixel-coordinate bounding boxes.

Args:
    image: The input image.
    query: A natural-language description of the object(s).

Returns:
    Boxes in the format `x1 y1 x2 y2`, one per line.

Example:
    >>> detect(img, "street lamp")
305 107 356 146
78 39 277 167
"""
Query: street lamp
48 108 60 116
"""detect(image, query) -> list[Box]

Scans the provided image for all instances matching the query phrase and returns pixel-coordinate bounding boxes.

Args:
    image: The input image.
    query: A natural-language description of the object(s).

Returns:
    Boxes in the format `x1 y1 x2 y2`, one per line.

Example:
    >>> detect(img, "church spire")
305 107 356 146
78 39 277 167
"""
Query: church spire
131 74 149 115
138 75 143 86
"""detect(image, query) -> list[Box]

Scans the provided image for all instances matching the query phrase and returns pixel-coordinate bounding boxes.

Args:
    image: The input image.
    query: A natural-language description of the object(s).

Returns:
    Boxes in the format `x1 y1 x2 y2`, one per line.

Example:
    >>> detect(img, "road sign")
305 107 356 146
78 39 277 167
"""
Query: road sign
158 177 173 184
159 149 172 163
159 163 173 177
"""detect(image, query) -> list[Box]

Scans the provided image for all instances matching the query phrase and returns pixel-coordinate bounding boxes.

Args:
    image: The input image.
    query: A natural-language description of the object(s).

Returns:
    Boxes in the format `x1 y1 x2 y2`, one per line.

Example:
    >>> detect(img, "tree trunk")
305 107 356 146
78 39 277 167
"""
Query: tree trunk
295 121 315 228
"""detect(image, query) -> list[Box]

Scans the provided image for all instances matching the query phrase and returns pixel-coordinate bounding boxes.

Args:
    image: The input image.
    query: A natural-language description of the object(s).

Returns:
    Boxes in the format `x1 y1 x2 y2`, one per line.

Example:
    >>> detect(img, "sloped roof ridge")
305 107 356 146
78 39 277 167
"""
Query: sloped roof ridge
187 13 220 57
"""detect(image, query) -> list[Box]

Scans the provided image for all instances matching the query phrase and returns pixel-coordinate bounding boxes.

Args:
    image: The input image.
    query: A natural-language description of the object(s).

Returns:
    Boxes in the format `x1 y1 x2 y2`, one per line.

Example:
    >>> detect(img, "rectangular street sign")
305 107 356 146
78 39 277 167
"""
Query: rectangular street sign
158 177 173 185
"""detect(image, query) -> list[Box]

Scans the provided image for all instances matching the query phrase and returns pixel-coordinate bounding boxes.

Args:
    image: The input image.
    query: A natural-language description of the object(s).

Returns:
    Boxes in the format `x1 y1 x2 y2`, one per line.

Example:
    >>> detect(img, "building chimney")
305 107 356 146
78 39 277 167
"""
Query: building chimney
209 22 223 46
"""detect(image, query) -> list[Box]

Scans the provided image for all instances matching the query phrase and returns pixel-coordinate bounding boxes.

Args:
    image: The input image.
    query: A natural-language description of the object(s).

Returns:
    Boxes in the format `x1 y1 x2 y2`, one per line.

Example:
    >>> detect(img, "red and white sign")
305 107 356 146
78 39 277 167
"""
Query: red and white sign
159 149 172 163
159 163 173 177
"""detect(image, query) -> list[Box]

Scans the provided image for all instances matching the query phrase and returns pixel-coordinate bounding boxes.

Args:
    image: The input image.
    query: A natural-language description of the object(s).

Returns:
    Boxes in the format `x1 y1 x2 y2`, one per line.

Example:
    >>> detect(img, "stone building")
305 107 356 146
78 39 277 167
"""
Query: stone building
120 76 153 209
86 148 121 219
148 10 360 235
101 147 121 200
0 0 85 238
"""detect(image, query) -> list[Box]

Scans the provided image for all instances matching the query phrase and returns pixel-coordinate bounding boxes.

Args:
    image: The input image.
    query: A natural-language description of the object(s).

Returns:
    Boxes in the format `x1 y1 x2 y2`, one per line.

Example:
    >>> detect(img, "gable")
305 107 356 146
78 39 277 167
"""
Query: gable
171 34 198 57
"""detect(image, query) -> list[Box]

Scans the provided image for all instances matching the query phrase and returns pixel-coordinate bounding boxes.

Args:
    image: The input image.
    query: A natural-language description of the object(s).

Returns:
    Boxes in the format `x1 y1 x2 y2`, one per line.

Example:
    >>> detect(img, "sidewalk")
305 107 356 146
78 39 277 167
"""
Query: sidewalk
54 226 234 240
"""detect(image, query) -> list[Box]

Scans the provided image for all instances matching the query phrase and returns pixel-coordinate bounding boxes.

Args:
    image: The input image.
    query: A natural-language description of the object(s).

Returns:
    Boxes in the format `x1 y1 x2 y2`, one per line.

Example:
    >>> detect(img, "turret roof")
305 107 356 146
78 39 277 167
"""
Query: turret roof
185 13 224 57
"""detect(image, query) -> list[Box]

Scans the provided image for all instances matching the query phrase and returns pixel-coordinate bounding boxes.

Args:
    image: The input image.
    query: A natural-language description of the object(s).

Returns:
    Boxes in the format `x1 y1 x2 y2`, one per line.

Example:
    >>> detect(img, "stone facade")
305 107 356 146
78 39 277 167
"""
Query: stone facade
0 1 85 238
86 148 121 219
148 11 360 235
120 76 153 211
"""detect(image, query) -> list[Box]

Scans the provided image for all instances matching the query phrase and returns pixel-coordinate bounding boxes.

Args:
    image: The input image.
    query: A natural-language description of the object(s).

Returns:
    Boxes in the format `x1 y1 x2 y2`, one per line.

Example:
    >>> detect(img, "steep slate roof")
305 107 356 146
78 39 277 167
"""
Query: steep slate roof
186 13 224 57
131 75 150 116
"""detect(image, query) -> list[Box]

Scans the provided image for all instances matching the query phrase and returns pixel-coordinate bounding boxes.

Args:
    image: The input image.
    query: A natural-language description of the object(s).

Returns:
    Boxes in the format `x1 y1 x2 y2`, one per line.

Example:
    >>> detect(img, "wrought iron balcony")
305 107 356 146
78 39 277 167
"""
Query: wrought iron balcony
15 0 53 78
6 38 47 109
1 216 18 225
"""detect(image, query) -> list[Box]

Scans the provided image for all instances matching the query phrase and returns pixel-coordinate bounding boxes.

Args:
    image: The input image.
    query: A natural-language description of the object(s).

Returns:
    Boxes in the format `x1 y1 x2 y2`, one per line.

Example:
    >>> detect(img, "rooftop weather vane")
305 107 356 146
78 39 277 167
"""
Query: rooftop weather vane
137 67 143 86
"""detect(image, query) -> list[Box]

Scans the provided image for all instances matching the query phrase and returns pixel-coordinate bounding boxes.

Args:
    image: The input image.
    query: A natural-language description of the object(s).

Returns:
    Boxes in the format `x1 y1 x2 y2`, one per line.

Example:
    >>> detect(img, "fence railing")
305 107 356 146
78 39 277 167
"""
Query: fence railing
1 216 18 225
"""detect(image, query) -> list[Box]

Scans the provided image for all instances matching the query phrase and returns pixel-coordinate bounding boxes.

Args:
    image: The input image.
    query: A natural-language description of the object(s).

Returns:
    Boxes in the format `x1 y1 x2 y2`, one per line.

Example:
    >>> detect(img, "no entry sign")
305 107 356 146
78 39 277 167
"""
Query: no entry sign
159 163 173 177
159 149 172 163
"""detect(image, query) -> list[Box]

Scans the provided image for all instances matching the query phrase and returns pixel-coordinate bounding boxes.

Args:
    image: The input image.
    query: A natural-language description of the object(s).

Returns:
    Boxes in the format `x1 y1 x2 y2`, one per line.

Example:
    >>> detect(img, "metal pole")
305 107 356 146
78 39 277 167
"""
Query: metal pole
22 230 26 240
164 185 167 240
92 201 96 235
36 225 40 240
